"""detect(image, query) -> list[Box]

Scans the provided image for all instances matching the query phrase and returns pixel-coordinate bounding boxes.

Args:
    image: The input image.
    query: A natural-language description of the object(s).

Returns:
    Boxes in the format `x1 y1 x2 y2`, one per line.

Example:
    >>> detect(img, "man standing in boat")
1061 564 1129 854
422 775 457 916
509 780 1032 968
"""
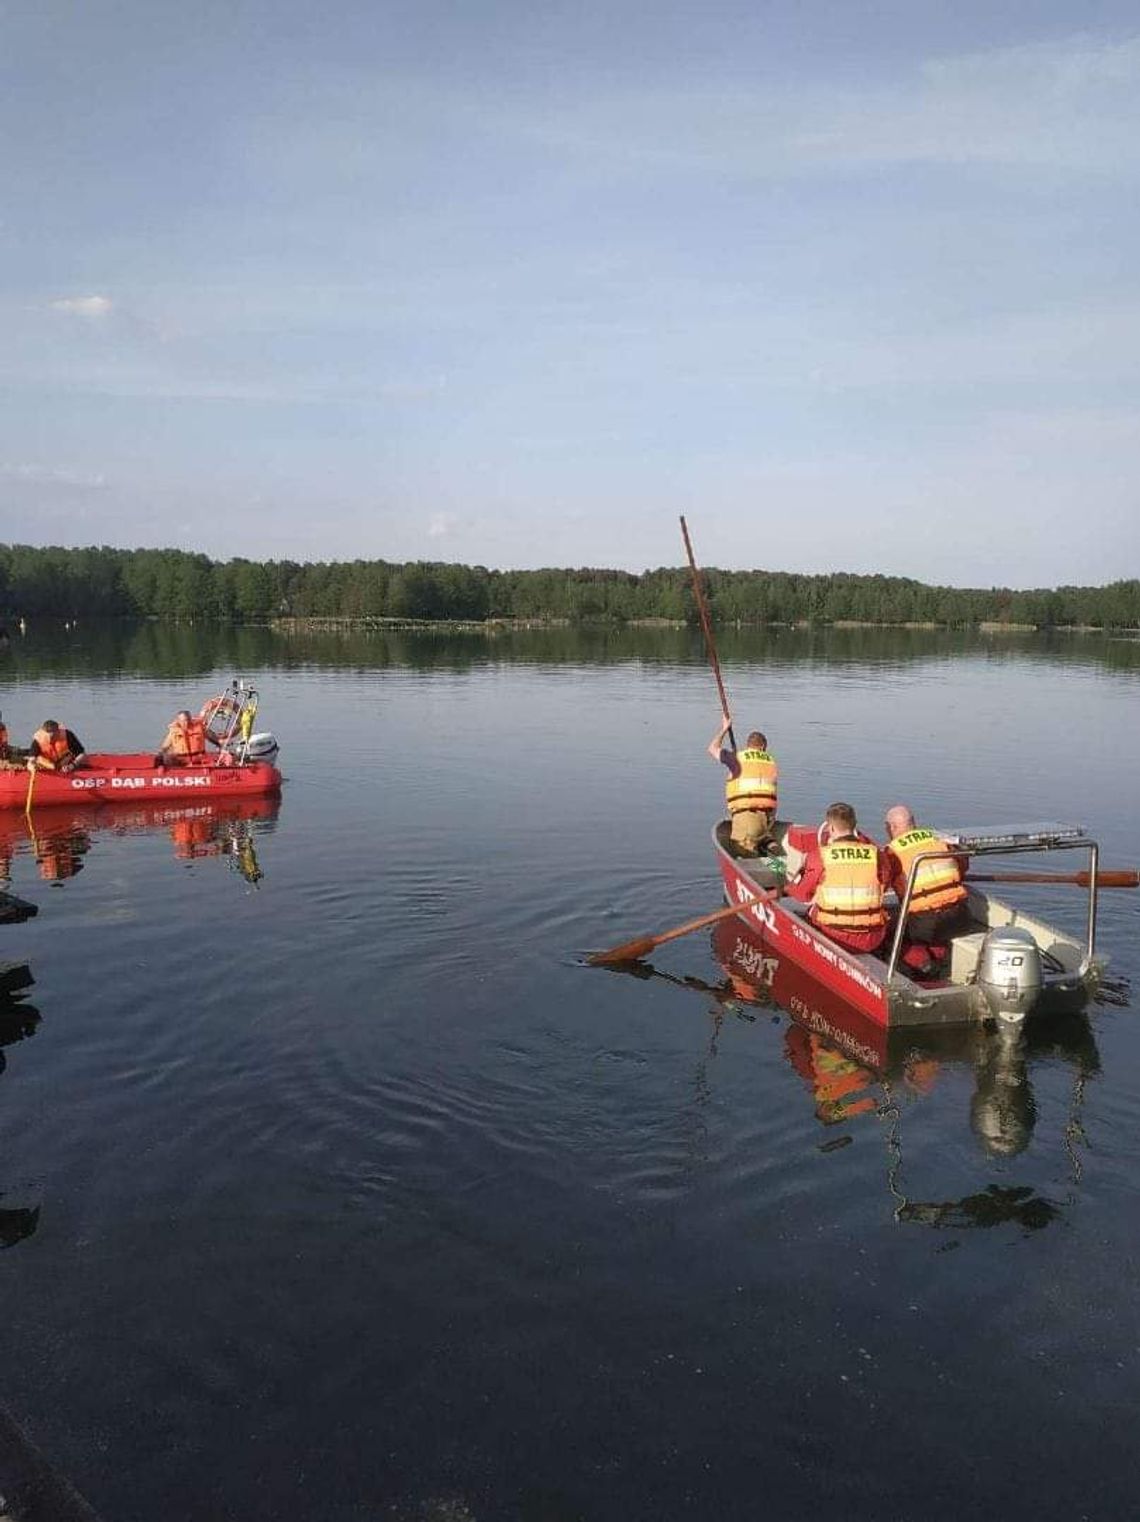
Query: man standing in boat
708 718 778 855
883 805 971 970
786 802 892 954
27 719 86 773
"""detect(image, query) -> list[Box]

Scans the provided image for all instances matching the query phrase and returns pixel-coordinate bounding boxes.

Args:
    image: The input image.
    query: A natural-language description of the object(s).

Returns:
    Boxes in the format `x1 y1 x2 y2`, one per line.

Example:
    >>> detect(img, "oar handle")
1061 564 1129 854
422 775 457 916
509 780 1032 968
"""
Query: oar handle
680 515 735 748
967 869 1139 888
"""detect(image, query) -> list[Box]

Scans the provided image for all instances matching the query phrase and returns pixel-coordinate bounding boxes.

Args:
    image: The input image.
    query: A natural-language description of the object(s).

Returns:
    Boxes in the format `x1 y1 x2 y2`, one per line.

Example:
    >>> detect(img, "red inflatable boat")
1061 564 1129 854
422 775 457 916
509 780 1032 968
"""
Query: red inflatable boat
1 680 282 809
0 752 282 809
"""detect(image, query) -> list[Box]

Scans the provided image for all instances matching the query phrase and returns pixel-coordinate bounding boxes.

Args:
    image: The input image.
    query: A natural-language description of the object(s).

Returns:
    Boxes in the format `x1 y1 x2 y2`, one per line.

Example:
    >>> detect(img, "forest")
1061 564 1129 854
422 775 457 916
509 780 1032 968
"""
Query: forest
1 543 1138 629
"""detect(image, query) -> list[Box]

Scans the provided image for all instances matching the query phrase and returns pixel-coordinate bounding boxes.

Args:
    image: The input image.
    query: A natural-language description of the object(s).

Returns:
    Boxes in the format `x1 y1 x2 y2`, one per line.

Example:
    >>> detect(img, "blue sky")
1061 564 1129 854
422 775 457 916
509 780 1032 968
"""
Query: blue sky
2 1 1138 585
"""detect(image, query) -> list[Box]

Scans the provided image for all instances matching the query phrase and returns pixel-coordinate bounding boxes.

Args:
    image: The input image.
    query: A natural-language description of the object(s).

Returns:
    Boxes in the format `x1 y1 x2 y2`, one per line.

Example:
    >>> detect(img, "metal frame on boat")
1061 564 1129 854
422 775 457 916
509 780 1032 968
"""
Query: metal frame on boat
714 819 1102 1029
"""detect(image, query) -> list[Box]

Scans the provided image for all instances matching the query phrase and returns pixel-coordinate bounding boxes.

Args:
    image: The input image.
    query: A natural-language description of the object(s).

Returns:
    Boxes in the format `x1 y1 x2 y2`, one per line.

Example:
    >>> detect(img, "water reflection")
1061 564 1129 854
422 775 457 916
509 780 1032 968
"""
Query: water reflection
0 994 40 1078
0 990 41 1251
8 618 1140 681
0 797 278 888
612 916 1104 1231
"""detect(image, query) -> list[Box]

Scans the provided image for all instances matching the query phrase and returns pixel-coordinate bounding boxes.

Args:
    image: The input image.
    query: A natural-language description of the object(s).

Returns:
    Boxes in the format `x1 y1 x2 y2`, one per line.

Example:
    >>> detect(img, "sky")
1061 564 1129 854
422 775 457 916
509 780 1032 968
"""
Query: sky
1 0 1139 586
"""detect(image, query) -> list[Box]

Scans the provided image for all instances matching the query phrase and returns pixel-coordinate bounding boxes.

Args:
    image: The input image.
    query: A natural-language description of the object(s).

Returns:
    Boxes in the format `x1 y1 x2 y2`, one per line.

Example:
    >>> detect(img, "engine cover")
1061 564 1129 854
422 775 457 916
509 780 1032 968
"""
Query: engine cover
977 926 1043 1022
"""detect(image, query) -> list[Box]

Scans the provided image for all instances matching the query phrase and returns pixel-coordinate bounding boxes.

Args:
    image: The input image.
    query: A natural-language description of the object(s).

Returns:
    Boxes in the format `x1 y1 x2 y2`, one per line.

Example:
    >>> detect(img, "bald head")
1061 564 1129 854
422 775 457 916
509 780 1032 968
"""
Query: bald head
885 804 915 839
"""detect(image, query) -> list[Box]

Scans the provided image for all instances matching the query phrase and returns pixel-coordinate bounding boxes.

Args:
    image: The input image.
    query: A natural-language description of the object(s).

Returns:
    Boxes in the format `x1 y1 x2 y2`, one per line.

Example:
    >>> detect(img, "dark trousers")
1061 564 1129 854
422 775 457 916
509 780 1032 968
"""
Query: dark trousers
905 899 973 947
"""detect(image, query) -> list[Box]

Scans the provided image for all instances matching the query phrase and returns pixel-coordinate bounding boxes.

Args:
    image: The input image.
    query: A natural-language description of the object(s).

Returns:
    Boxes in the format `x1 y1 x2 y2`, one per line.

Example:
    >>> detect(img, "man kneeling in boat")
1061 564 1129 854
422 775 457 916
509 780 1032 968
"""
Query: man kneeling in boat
883 805 971 976
154 709 212 768
786 802 892 955
27 719 86 773
708 718 778 856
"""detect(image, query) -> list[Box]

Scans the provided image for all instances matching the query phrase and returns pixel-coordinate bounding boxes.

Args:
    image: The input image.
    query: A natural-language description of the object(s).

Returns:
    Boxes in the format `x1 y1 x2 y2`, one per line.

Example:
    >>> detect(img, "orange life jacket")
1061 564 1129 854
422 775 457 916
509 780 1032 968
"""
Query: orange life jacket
813 840 887 931
725 748 778 815
164 717 208 758
33 727 72 766
886 828 966 915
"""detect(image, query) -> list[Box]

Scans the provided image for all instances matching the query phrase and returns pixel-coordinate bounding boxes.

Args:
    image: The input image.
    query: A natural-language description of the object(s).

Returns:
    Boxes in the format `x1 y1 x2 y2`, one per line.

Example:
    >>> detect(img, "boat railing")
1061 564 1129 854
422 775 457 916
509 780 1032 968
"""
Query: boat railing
885 838 1100 986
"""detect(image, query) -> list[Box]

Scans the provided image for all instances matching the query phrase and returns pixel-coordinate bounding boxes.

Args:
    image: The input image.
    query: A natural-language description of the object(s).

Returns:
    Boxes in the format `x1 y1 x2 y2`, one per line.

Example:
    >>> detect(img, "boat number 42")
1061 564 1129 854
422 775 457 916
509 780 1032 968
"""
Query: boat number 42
735 881 778 935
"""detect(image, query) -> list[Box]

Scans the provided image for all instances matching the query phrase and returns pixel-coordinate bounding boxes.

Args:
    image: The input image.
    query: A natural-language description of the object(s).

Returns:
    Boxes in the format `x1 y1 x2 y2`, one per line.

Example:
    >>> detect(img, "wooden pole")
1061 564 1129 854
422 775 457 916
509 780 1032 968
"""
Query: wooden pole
680 516 735 749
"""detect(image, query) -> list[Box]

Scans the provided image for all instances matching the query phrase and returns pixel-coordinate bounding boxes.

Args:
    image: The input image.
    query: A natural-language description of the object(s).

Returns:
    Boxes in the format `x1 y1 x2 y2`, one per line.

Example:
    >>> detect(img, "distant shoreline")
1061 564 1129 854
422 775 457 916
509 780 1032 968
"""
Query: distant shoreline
265 615 1115 635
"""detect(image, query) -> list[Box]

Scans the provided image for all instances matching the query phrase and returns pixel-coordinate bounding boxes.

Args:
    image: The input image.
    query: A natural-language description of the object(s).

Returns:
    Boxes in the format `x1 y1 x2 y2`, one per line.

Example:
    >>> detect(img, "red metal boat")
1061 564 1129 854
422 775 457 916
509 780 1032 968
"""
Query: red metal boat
713 818 1100 1029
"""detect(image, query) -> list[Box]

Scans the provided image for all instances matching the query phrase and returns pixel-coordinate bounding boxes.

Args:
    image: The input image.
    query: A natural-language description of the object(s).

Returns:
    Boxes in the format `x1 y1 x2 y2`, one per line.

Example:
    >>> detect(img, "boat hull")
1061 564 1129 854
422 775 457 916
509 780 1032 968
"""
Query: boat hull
714 825 892 1026
713 822 1095 1029
0 754 282 809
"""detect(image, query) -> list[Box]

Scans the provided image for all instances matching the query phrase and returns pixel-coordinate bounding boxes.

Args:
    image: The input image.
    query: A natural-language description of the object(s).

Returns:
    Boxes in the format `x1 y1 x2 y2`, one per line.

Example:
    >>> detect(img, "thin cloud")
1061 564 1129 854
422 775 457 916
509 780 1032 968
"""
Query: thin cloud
50 294 114 318
0 462 107 490
520 33 1140 178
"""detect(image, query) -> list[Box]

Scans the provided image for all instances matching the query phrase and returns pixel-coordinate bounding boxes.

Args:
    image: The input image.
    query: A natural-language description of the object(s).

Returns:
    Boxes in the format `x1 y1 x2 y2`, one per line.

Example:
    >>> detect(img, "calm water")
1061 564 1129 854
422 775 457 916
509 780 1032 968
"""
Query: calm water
1 624 1139 1521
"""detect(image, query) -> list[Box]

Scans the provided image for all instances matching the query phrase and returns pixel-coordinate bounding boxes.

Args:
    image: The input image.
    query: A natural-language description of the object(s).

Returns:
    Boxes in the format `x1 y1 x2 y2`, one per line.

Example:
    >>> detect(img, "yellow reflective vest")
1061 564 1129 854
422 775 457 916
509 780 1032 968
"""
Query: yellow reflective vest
886 828 966 915
725 748 778 816
814 842 887 931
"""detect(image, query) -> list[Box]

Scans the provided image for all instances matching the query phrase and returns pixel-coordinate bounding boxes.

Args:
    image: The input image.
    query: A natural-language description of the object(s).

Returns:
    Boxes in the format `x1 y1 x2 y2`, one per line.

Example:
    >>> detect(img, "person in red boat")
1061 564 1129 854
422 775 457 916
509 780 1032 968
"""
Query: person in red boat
786 801 892 955
154 709 212 768
28 720 86 773
883 804 972 976
708 717 779 856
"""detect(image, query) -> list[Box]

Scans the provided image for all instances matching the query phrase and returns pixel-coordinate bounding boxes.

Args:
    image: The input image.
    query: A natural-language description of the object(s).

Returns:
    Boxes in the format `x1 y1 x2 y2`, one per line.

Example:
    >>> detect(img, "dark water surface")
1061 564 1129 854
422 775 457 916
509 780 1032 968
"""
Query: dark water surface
1 624 1138 1521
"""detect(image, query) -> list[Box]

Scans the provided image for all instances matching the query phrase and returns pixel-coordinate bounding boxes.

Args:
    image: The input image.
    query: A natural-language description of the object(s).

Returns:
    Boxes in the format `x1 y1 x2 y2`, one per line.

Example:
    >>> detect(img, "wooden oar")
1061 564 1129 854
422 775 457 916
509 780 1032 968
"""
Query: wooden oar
23 764 36 820
967 869 1139 888
587 895 769 965
680 515 735 749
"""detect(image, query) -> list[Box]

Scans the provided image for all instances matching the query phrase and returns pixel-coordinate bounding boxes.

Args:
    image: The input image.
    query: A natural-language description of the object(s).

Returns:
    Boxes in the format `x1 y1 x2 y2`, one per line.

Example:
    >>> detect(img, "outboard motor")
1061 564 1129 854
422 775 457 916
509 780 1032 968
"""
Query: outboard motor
977 926 1043 1023
241 732 279 760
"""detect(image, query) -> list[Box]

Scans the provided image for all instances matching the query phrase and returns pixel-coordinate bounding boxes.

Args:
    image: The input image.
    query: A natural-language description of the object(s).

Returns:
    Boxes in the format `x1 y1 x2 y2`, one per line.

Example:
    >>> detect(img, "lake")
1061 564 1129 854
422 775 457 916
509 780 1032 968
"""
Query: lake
1 623 1138 1521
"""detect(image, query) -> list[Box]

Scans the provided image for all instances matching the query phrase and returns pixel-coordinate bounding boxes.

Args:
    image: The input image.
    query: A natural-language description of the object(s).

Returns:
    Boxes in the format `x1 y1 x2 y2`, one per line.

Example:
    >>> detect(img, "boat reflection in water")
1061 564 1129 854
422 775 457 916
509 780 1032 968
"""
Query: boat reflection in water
616 912 1114 1231
710 913 1110 1227
0 796 279 889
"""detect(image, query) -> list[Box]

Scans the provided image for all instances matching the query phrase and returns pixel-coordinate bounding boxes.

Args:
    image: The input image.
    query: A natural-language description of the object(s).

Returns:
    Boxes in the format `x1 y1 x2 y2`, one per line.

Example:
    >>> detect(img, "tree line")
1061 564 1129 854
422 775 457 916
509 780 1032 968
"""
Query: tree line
2 543 1138 629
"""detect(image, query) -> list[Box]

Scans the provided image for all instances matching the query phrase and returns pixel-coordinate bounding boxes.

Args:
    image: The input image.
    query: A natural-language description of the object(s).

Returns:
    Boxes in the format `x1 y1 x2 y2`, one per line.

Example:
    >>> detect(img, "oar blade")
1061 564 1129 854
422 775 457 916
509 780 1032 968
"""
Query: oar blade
585 936 656 967
585 897 765 967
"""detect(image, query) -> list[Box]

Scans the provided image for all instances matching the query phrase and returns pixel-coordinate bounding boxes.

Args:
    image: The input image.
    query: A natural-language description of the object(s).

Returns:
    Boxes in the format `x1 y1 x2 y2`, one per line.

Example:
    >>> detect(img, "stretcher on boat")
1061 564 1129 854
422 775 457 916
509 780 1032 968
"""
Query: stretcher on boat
714 819 1103 1029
